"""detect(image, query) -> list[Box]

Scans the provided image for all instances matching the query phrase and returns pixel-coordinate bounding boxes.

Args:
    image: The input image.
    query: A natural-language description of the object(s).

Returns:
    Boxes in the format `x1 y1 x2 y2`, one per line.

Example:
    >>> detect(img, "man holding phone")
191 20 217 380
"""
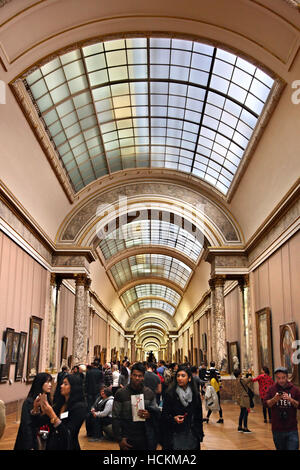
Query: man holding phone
264 367 300 450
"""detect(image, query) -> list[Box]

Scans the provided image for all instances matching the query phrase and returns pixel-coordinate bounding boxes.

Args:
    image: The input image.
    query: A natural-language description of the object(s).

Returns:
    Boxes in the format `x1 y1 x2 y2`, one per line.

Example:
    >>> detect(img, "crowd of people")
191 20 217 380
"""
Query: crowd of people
10 357 300 451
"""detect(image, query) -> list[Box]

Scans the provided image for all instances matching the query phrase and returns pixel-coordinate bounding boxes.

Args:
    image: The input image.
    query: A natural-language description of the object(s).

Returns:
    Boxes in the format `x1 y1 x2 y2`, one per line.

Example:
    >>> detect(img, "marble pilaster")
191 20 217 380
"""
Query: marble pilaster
209 275 227 371
72 274 88 366
46 274 62 372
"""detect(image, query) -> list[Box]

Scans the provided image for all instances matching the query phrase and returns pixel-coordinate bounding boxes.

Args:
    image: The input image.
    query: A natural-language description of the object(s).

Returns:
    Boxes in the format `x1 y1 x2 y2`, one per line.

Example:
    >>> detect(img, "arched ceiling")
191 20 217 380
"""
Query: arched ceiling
2 0 297 353
22 36 274 197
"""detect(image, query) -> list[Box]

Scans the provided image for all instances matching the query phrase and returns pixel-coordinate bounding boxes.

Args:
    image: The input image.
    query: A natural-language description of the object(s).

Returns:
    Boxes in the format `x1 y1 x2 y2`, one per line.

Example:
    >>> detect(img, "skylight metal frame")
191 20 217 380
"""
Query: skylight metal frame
23 36 275 195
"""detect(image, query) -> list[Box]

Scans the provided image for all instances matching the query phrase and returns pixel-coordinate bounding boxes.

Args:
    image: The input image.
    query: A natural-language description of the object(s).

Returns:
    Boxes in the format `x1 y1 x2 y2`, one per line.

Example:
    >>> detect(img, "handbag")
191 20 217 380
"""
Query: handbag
240 379 255 408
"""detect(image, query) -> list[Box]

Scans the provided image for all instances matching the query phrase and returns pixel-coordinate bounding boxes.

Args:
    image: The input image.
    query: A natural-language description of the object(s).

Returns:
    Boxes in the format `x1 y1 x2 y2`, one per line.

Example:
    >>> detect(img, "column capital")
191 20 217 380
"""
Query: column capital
74 273 88 286
238 274 250 290
50 273 63 289
209 275 226 290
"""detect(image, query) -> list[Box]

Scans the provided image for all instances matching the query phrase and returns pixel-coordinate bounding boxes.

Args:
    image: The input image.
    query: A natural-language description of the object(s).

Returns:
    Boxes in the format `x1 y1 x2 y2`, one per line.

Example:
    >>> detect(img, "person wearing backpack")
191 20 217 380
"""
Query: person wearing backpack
203 380 220 422
203 369 223 423
233 369 253 433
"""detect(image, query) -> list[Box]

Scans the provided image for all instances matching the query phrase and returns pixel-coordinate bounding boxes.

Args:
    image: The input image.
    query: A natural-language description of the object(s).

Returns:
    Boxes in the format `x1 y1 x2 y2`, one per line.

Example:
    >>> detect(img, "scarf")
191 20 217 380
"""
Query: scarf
176 384 193 407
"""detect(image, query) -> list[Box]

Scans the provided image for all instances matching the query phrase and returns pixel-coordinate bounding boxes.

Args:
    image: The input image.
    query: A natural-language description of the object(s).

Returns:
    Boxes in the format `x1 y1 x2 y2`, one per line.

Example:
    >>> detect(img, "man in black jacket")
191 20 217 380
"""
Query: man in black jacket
85 362 104 409
112 362 160 450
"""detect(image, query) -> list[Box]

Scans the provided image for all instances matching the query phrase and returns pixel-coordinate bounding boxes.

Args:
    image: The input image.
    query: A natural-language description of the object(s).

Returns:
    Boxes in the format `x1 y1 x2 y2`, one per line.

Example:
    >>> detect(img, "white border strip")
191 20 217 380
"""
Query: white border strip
0 217 51 270
249 218 300 272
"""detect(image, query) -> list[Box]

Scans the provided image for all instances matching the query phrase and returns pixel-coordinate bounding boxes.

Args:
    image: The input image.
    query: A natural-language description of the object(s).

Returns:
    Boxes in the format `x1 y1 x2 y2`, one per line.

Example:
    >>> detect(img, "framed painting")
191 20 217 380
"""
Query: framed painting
0 328 14 383
11 332 20 364
228 341 240 374
26 316 42 382
280 322 298 383
15 332 27 382
61 336 68 363
256 307 273 377
199 348 203 364
202 333 207 352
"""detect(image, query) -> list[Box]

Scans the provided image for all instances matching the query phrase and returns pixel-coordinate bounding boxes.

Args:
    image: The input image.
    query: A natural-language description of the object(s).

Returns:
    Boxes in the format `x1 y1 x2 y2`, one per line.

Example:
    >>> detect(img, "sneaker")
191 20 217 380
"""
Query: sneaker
264 419 267 423
243 428 252 433
238 426 244 432
216 419 224 423
88 437 104 442
203 418 209 423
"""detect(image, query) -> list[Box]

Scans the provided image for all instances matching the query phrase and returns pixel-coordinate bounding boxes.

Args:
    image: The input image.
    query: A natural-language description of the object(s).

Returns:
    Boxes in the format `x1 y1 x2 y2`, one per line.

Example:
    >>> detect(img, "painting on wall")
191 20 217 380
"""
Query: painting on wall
15 332 27 382
228 341 240 374
11 332 20 364
0 328 14 383
202 333 207 352
256 307 273 377
280 322 298 383
27 316 42 382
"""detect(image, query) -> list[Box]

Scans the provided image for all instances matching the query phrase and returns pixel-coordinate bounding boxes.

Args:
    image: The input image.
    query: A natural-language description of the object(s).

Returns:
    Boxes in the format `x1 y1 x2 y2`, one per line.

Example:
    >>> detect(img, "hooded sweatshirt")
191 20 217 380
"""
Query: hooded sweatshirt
263 382 300 432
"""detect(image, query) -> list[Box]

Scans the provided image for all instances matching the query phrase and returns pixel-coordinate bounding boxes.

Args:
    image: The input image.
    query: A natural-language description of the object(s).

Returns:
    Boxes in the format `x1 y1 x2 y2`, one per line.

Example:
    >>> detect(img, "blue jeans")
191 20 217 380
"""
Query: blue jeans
273 431 299 450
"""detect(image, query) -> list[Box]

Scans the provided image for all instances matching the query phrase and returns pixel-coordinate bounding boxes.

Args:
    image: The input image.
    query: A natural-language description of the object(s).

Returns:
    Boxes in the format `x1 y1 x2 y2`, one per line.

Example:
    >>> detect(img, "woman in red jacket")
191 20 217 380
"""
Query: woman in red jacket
252 367 274 423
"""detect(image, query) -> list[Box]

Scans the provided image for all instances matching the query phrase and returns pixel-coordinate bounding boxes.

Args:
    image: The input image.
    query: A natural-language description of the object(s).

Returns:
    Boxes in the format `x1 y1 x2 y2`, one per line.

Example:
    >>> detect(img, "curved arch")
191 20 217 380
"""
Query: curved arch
126 309 178 331
57 182 243 246
105 246 197 271
118 278 183 298
137 323 167 336
126 296 177 310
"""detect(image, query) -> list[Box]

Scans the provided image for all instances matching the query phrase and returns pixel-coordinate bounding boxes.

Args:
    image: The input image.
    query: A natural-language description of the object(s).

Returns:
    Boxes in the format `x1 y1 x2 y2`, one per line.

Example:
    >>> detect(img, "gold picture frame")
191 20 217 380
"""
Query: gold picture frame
255 307 273 377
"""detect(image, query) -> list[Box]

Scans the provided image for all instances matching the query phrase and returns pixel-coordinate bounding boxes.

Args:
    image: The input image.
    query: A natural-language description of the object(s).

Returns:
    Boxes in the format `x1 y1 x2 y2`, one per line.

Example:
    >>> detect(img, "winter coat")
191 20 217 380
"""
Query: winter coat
235 377 252 408
14 398 48 450
252 374 274 399
161 386 203 450
204 384 220 411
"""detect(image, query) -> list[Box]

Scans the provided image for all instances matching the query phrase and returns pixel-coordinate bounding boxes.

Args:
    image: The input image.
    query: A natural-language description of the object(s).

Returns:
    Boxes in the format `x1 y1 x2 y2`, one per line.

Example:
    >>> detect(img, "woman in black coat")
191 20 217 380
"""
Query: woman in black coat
14 372 53 450
40 373 87 450
161 366 204 450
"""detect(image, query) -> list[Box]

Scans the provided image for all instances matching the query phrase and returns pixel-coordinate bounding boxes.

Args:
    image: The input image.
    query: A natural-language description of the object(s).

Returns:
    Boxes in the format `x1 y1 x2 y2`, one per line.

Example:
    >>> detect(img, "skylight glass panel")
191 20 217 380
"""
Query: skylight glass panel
121 283 181 307
109 254 192 289
99 219 202 262
24 37 275 194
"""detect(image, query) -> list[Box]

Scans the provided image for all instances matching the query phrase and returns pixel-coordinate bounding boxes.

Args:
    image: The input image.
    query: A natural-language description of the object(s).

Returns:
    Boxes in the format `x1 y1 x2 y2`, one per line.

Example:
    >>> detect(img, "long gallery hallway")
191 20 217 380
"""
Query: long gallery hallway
0 402 276 451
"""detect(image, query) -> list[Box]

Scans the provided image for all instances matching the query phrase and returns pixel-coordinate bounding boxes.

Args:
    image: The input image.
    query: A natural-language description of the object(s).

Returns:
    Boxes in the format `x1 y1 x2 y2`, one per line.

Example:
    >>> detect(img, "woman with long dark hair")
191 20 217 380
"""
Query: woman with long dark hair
14 372 53 450
40 373 87 450
161 366 203 450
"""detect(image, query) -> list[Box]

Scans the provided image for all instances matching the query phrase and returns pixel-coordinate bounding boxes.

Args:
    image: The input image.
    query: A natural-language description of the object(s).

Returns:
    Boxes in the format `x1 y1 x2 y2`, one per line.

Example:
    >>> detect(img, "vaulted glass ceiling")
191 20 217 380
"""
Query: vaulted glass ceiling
109 254 192 290
24 37 274 194
99 219 203 262
128 300 176 316
121 283 181 308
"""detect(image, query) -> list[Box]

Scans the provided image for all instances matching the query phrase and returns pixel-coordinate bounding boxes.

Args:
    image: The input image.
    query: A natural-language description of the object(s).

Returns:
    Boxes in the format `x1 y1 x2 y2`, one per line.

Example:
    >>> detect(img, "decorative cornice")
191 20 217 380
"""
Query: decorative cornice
226 79 285 203
10 81 75 204
245 178 300 254
89 289 126 332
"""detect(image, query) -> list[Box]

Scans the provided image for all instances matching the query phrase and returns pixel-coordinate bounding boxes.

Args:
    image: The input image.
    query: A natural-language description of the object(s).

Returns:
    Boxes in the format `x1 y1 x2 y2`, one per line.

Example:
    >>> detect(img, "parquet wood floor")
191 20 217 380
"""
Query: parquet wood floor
0 401 278 451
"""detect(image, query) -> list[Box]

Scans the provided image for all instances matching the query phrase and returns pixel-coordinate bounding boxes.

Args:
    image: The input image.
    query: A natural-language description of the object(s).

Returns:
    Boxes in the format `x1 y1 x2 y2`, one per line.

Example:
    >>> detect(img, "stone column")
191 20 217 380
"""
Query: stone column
72 274 88 366
131 339 136 363
168 338 173 362
209 275 227 371
46 274 62 372
84 278 91 364
238 275 253 371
